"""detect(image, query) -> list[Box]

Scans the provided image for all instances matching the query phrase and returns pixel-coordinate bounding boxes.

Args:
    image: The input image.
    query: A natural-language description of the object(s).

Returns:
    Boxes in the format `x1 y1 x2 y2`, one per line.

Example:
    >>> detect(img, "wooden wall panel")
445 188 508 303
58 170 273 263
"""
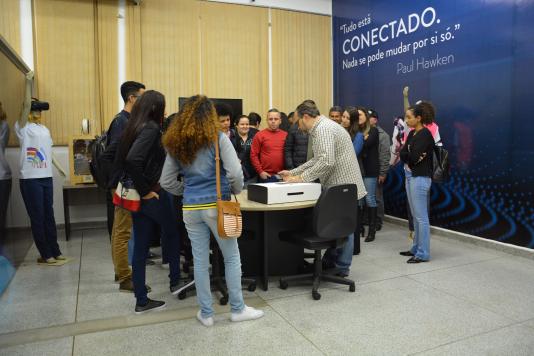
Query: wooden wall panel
271 9 332 115
33 0 98 144
0 0 21 55
96 0 118 131
126 3 142 82
200 2 268 117
140 0 200 115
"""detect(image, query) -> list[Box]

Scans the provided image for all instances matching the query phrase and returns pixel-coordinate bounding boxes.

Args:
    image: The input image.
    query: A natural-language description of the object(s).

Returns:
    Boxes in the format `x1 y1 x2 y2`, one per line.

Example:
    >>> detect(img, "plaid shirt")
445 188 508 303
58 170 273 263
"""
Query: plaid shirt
290 116 367 200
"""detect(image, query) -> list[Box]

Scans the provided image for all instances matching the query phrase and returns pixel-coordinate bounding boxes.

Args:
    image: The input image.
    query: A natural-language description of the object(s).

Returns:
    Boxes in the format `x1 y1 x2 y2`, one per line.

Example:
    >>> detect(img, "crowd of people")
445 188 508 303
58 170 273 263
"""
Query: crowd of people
0 77 440 326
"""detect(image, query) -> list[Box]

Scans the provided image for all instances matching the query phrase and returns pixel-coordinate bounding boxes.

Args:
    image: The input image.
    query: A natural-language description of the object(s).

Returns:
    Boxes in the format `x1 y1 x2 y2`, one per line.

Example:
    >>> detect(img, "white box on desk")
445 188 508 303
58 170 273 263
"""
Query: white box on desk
247 182 321 204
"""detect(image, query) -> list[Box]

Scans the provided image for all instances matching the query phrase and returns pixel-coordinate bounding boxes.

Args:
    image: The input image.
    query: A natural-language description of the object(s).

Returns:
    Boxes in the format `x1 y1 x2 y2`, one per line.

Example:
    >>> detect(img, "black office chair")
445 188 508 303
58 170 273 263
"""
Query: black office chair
279 184 358 300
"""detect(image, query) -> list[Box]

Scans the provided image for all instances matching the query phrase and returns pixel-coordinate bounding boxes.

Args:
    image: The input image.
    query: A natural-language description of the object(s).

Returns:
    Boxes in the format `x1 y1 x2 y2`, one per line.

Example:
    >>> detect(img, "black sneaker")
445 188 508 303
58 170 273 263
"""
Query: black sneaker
134 299 166 314
119 279 152 293
170 282 183 295
399 251 414 257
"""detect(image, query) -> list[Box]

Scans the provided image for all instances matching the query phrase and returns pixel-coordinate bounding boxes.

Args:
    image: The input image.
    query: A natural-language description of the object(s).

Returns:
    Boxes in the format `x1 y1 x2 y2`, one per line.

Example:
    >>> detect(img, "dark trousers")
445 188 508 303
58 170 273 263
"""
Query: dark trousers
0 179 12 254
106 190 114 238
131 189 180 305
172 194 192 263
19 178 61 260
376 183 384 223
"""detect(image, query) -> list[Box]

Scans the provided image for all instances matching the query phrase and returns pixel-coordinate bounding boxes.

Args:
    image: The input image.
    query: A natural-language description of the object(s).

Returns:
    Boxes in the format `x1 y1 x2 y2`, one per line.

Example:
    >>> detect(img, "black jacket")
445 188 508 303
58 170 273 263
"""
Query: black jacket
100 111 130 189
284 123 309 169
233 130 257 180
116 121 165 197
400 127 434 177
362 126 380 177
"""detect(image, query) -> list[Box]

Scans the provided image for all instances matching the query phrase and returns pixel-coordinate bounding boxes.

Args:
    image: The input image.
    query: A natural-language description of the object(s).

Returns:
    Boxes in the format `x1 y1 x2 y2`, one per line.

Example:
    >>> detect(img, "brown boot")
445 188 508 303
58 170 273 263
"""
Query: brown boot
119 279 151 293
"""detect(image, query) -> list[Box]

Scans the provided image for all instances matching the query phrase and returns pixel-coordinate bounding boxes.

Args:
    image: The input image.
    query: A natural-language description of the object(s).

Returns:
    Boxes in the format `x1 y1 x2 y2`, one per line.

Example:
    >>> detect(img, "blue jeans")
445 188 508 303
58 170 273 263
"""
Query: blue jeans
131 190 180 305
183 208 245 318
19 178 61 260
323 233 354 275
363 177 377 207
405 169 432 260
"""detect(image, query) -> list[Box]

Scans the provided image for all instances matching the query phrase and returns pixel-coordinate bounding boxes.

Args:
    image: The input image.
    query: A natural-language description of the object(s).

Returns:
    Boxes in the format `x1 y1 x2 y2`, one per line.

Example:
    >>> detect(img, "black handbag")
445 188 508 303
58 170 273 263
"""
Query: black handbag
432 142 450 183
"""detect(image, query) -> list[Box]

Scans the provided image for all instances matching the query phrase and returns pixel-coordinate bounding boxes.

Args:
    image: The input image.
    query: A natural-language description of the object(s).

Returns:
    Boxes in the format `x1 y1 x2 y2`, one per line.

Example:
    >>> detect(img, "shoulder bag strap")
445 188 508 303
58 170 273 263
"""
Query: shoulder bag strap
215 134 239 203
214 134 222 201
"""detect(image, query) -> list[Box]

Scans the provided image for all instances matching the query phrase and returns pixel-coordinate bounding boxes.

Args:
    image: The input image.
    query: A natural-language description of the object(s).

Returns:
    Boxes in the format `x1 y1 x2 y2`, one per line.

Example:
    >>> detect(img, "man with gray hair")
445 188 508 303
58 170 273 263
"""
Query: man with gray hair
279 101 366 277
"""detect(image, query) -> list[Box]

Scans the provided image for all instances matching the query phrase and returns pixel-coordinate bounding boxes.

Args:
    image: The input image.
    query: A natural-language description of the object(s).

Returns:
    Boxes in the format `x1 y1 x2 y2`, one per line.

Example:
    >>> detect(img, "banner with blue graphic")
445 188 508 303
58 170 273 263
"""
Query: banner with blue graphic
333 0 534 248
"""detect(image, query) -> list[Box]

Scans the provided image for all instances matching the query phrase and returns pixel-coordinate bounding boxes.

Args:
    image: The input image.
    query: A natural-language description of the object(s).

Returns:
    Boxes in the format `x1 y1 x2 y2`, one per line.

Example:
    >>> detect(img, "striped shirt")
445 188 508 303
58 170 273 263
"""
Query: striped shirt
290 116 367 200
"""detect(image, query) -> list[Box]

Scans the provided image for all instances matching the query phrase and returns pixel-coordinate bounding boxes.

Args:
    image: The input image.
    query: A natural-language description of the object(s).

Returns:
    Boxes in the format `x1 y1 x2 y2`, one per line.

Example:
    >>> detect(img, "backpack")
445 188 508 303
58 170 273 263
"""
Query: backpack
432 141 450 183
89 131 110 189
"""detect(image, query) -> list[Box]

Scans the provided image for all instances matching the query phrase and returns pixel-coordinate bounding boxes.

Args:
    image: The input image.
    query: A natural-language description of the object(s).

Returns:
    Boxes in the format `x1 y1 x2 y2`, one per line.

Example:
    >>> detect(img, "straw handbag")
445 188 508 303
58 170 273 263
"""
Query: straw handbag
215 135 242 239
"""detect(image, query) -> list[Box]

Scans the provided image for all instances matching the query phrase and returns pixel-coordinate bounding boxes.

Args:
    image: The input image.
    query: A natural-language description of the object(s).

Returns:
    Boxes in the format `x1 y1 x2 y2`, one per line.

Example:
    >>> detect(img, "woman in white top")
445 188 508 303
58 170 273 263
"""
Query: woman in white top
16 72 67 265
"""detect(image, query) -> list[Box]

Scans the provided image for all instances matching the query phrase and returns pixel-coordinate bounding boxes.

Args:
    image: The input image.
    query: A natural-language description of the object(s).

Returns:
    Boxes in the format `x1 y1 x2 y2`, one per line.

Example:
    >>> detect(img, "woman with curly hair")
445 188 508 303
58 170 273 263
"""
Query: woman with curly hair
399 101 436 263
160 95 264 327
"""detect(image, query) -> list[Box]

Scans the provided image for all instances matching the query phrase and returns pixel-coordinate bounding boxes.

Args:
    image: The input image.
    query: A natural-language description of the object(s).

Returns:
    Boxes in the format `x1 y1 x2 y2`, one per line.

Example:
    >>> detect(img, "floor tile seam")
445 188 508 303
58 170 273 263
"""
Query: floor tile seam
72 232 85 356
265 300 328 356
404 274 520 324
402 255 505 277
355 253 502 277
407 320 526 355
256 271 418 302
73 232 85 324
518 316 534 330
255 274 409 303
0 296 267 349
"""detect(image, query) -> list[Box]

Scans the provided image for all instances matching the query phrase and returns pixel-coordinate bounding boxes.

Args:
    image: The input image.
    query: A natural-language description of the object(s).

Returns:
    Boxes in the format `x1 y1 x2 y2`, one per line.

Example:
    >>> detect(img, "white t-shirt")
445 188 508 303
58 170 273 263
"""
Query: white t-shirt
15 121 53 179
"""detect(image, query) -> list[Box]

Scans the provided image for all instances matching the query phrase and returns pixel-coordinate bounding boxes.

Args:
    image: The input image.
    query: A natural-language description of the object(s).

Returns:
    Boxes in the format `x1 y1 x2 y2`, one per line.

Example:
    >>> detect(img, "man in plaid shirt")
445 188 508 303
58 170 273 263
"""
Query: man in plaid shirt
279 100 366 277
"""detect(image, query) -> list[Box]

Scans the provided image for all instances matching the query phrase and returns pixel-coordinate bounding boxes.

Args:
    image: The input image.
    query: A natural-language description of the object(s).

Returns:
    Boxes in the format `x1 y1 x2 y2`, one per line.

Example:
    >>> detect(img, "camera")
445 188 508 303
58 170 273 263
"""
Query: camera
31 100 49 112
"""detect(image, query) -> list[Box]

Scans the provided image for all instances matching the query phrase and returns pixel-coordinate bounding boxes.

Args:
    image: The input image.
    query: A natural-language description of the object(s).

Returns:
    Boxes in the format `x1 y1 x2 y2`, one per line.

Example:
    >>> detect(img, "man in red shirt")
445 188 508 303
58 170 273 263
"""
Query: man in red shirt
250 108 288 182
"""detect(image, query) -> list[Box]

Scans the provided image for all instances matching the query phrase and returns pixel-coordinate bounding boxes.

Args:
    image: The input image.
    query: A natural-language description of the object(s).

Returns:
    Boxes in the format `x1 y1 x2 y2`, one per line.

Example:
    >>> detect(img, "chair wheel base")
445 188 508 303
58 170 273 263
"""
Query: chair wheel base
349 283 356 292
279 280 288 290
312 291 321 300
247 283 257 292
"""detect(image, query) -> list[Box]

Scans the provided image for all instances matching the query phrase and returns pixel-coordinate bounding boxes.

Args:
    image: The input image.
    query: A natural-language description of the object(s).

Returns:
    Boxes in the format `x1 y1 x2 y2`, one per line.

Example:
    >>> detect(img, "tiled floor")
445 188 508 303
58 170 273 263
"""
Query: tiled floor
1 223 534 355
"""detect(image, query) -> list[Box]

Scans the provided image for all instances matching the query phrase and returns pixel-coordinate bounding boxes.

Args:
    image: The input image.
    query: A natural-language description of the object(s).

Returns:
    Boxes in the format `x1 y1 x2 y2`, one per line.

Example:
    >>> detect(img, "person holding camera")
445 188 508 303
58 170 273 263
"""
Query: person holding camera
15 72 67 265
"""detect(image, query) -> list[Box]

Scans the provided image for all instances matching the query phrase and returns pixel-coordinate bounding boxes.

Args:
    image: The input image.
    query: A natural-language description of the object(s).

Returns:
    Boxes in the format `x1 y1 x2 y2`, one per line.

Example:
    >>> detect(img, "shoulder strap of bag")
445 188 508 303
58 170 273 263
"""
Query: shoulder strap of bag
215 134 222 201
215 134 239 203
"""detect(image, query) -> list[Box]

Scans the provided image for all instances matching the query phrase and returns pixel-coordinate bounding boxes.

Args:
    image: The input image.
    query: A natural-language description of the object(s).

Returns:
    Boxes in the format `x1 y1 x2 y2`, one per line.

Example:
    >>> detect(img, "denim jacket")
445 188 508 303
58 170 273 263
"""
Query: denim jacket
160 132 243 205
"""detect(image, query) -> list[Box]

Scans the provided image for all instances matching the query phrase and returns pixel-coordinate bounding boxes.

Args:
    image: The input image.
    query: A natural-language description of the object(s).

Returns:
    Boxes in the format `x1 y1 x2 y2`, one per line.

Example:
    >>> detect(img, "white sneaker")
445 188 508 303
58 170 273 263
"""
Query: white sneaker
196 310 214 327
230 305 264 322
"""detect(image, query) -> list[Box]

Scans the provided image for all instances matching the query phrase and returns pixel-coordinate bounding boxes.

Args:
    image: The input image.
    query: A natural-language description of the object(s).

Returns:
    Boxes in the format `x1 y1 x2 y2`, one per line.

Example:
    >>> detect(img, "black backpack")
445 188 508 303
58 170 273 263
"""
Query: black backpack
89 131 110 189
432 141 450 183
